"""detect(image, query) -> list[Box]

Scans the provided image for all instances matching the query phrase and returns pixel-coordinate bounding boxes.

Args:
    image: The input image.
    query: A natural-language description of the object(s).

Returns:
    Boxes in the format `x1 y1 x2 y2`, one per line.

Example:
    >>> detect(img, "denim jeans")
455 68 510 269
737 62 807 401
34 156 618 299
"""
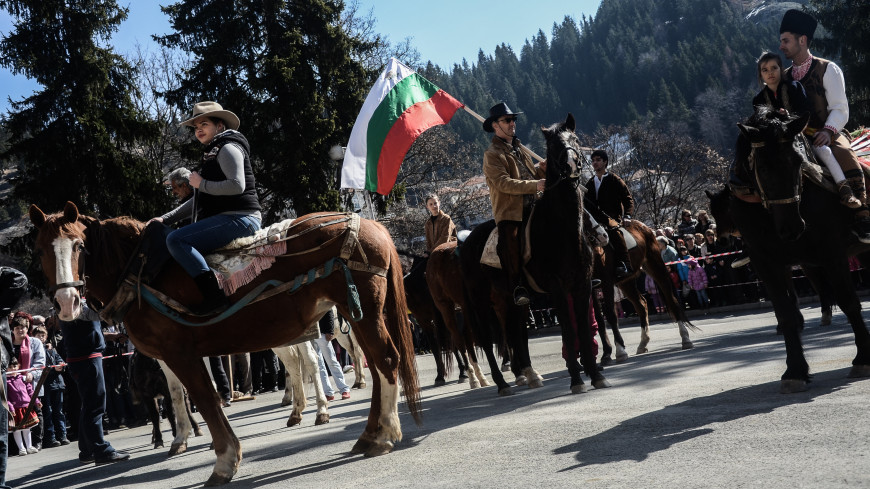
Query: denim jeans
41 389 67 442
166 214 261 277
695 288 709 306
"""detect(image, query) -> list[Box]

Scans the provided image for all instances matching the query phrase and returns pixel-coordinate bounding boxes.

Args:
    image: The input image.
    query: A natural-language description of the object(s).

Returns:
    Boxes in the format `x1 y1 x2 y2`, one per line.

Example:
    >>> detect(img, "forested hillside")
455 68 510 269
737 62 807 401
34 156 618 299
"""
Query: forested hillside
419 0 796 155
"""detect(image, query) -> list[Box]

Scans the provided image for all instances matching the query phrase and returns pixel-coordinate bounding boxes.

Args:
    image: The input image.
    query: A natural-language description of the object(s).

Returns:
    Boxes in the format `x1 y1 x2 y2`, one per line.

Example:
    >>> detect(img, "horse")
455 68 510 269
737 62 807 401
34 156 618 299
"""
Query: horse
426 241 494 390
591 220 695 362
128 351 203 449
462 114 607 394
400 252 464 385
29 203 421 486
710 106 870 392
273 342 329 427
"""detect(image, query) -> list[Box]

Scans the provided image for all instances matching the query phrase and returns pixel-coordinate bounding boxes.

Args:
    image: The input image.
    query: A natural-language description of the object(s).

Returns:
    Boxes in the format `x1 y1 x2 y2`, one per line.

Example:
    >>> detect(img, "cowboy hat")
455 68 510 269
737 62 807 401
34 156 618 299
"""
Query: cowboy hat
483 102 523 133
179 101 240 131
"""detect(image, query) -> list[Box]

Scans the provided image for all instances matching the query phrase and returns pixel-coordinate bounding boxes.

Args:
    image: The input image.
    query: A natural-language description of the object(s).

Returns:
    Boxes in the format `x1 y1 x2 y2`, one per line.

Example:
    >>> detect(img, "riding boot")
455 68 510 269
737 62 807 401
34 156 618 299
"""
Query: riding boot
838 182 861 209
191 272 229 316
497 221 530 306
845 171 870 244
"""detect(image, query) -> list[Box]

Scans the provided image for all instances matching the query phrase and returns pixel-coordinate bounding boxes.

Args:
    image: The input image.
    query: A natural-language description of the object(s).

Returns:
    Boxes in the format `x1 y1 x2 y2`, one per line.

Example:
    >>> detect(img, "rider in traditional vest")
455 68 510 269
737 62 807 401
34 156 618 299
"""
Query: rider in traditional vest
149 101 262 314
482 102 546 306
584 149 634 279
779 9 870 243
423 193 458 254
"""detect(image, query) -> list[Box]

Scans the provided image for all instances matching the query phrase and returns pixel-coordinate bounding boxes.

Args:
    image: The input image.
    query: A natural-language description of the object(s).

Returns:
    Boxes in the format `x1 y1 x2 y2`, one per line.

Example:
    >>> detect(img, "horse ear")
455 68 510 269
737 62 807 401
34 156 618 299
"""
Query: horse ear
786 112 810 137
704 190 713 200
29 204 47 229
564 113 576 132
63 201 80 223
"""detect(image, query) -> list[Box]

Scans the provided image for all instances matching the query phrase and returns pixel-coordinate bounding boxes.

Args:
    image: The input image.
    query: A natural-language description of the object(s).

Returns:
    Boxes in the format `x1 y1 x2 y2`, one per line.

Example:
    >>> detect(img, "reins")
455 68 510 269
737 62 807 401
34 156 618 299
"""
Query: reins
748 139 802 209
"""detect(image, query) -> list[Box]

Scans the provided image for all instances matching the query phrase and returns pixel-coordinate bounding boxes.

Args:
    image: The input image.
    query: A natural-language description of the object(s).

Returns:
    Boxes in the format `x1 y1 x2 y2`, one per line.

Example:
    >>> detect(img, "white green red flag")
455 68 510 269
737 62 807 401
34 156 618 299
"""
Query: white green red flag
341 57 464 195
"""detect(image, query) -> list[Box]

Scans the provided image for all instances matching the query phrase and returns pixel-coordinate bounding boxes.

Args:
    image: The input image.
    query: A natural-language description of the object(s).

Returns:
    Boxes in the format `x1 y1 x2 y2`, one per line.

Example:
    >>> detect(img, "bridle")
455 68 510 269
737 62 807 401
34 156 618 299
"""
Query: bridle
545 141 584 192
748 139 802 209
48 241 89 299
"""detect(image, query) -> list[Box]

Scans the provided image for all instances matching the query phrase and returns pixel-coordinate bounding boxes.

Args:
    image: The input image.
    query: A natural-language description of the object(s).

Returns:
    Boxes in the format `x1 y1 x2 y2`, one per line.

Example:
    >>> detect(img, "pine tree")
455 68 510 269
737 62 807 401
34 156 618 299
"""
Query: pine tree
0 0 168 219
157 0 379 221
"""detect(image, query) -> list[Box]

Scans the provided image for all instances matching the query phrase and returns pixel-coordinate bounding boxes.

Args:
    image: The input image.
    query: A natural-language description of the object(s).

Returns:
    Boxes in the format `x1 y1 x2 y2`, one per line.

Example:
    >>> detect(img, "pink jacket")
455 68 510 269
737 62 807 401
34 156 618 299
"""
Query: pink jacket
687 262 708 290
6 374 34 411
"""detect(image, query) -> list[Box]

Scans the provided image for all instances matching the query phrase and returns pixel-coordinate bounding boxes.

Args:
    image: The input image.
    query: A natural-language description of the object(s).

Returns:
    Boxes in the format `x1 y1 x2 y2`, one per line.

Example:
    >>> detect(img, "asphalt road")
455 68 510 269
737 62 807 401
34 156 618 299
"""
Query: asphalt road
7 303 870 489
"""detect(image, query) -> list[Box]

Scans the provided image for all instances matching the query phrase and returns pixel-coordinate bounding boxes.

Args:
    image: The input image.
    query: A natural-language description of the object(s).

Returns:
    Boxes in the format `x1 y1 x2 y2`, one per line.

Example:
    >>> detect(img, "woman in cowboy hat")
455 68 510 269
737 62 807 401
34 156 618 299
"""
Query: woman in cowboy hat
150 101 262 315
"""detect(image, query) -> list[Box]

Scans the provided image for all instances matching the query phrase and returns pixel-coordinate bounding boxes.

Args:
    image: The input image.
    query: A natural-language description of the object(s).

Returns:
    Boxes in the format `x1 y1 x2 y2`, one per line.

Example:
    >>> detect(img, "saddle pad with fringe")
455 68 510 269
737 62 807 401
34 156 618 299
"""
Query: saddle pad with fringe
205 219 296 295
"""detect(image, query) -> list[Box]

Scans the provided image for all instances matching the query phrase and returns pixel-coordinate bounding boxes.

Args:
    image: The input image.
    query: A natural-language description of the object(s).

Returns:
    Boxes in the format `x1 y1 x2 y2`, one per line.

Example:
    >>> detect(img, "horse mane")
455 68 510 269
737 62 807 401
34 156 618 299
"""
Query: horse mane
80 215 144 278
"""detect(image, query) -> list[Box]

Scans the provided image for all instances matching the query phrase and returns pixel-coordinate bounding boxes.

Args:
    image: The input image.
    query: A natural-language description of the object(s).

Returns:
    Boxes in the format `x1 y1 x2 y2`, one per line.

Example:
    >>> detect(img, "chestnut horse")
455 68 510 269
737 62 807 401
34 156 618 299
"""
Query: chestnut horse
592 221 695 362
29 202 420 486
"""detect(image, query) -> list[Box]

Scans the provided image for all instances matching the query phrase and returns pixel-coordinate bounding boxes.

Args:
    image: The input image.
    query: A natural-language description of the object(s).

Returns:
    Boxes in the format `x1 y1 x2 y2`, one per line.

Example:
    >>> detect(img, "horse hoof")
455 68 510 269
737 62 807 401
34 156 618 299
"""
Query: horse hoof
820 310 833 326
154 442 164 449
204 472 233 487
599 356 613 366
515 375 528 386
498 386 514 396
592 378 611 389
571 384 587 394
433 378 447 386
352 382 362 389
780 379 809 393
636 347 648 355
351 439 372 454
168 442 187 456
358 382 367 389
280 398 293 407
501 362 511 372
315 413 330 425
528 378 543 389
364 441 394 457
847 365 870 378
682 341 694 350
287 415 302 427
615 354 628 363
193 428 204 437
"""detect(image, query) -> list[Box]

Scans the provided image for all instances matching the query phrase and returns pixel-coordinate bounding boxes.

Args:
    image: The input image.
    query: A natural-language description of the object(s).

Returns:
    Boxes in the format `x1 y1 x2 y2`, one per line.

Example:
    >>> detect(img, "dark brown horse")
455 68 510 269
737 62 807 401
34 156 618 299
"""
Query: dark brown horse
592 221 695 362
29 202 421 486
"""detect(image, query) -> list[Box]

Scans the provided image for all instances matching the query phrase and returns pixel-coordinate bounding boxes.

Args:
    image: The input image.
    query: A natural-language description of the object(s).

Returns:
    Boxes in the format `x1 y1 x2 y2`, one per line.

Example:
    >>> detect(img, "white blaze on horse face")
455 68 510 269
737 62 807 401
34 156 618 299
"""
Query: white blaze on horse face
52 236 82 321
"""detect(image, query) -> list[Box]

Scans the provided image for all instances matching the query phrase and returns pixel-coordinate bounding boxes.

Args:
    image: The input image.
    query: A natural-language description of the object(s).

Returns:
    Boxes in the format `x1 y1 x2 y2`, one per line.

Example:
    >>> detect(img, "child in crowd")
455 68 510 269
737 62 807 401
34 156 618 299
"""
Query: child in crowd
753 51 860 208
6 357 41 455
687 258 710 309
32 326 69 447
644 272 664 314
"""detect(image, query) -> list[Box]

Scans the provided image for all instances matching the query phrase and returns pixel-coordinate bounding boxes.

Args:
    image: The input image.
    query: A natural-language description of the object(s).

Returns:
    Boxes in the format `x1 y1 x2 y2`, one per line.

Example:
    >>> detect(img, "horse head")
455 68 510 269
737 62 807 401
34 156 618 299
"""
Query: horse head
736 106 811 241
29 201 89 321
541 113 582 189
706 186 737 246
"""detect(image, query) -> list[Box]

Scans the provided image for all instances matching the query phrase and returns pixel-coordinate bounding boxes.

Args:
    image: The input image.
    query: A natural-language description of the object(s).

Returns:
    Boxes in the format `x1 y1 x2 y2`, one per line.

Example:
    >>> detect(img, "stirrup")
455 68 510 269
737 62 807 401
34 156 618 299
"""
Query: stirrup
513 286 530 306
731 256 751 268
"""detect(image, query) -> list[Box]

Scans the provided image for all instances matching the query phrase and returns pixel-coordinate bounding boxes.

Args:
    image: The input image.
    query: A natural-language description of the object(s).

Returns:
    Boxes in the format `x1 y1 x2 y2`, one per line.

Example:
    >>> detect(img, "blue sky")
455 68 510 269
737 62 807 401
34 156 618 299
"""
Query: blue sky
0 1 601 114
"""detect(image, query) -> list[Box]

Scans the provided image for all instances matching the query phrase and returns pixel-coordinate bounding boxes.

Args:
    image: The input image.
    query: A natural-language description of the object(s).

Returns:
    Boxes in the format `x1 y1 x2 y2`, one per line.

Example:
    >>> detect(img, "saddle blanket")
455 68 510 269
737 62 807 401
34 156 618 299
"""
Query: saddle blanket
205 218 295 295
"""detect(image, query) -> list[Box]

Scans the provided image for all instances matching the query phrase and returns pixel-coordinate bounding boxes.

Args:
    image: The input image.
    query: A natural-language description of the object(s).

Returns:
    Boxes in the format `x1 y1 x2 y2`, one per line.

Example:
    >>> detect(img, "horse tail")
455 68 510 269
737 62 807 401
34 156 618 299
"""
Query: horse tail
644 242 699 332
385 244 422 425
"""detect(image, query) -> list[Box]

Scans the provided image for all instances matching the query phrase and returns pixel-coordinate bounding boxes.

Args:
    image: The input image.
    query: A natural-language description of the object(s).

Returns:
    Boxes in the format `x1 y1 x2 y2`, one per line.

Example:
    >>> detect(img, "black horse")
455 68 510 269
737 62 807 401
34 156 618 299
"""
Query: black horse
711 106 870 392
462 114 608 394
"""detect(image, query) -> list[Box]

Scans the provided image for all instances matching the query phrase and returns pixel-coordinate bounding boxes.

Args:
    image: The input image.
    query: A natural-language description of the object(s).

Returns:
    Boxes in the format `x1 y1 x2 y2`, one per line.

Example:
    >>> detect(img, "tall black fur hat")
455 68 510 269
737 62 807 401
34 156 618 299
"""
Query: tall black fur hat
780 9 817 40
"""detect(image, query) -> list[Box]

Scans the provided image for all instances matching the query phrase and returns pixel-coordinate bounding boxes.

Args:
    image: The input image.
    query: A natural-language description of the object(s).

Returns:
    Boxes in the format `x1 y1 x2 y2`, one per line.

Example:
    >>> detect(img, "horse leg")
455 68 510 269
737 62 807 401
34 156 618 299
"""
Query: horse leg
157 360 194 456
272 346 305 427
601 284 629 360
147 398 163 449
336 329 367 389
825 265 870 377
301 342 330 425
758 265 810 393
592 292 614 365
621 284 657 353
458 311 489 388
428 327 448 386
551 293 586 393
186 390 203 437
164 355 241 486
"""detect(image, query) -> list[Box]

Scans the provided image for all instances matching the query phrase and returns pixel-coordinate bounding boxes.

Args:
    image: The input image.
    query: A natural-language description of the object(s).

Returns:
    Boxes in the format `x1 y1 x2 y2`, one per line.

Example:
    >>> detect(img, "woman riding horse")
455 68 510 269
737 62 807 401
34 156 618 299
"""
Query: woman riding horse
149 101 262 315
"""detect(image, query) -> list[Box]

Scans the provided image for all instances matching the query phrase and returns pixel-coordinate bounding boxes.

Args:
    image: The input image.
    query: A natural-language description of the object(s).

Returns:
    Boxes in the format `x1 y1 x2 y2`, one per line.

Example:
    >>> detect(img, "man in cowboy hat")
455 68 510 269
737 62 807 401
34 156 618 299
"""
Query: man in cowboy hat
779 9 870 243
482 102 546 306
584 149 634 279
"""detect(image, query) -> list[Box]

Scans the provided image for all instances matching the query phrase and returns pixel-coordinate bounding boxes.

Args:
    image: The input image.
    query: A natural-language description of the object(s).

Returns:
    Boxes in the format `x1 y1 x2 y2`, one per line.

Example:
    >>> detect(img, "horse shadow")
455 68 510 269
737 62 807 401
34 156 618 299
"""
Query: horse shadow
552 369 851 471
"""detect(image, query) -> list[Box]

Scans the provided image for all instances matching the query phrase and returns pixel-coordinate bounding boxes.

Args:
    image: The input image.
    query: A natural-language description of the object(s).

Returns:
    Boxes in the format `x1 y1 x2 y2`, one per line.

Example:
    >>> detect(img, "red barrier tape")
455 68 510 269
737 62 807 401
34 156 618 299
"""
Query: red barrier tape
664 250 743 266
6 351 134 375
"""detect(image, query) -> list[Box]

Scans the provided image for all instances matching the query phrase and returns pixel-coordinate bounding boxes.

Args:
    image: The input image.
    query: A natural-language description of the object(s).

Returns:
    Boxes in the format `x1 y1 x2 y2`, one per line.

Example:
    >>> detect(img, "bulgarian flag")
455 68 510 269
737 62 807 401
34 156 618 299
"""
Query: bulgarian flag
341 58 464 195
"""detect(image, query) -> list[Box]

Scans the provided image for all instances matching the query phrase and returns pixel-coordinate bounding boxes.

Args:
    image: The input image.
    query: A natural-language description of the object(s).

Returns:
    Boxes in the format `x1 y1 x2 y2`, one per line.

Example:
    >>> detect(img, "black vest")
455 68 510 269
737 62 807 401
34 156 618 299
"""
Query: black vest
198 130 261 219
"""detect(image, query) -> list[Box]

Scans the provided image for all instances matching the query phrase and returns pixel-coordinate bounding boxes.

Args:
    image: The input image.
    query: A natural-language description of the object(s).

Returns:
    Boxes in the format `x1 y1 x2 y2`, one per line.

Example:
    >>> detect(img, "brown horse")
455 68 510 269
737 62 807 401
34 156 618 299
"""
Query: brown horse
426 241 494 391
29 202 421 486
592 221 695 362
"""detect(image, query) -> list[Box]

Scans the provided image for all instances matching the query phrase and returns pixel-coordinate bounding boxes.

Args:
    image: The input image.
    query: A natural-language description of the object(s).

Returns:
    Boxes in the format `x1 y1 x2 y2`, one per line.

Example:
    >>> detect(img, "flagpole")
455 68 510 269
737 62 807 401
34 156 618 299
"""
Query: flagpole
461 106 545 163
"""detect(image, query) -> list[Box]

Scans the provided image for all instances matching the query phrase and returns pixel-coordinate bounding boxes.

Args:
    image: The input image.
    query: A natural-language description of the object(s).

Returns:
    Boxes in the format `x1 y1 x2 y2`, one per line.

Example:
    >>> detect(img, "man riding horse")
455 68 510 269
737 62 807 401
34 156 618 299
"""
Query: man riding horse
481 102 546 306
584 149 635 279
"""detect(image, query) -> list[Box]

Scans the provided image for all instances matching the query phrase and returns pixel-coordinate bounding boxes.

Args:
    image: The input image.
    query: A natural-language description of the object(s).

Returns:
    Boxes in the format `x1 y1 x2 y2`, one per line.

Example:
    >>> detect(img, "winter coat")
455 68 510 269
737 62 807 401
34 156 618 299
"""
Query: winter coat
43 346 66 391
483 136 544 223
6 374 34 411
688 262 708 291
425 211 458 252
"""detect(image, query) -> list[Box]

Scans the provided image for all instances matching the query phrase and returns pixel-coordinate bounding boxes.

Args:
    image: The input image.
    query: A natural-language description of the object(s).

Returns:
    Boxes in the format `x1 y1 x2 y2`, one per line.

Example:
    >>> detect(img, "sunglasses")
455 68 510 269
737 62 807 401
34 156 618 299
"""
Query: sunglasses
500 117 517 123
